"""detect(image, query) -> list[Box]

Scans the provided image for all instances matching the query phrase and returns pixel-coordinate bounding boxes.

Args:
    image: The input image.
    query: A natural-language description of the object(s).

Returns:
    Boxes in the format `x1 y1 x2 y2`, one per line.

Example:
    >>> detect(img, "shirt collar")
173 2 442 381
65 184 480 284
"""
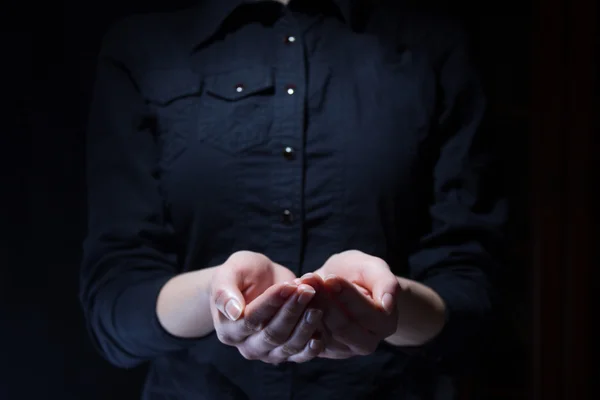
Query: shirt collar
186 0 359 50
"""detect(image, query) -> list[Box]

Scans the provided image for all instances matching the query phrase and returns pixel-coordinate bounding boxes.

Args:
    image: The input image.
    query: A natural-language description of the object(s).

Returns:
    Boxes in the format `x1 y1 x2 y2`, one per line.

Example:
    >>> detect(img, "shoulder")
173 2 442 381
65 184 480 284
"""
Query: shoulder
98 7 196 69
375 1 469 66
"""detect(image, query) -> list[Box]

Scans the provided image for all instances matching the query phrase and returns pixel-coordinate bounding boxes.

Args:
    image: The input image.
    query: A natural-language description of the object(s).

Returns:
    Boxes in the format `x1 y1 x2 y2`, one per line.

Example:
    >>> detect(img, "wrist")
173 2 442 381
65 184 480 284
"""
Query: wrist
385 277 446 347
156 267 218 338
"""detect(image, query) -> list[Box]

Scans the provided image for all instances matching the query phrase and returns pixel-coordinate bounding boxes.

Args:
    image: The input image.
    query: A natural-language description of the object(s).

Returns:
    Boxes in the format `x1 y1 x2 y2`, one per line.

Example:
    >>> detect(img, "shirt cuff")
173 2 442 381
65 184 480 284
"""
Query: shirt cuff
92 273 206 367
118 274 206 352
414 272 489 370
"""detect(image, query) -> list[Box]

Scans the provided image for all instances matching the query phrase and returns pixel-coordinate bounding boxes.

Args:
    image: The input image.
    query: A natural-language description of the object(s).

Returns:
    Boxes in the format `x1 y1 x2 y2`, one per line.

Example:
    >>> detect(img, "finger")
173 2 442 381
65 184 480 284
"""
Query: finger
296 273 330 313
357 259 400 315
295 275 360 357
243 282 298 331
324 276 394 336
354 283 371 297
214 311 249 345
287 337 324 363
216 282 296 344
313 329 354 360
270 308 323 360
293 272 325 290
211 266 247 321
318 343 354 359
246 284 316 353
321 291 379 355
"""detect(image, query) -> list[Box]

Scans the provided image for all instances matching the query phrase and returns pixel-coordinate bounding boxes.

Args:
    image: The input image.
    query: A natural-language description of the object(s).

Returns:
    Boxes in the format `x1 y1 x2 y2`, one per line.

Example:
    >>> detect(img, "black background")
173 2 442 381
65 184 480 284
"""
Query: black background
5 0 562 398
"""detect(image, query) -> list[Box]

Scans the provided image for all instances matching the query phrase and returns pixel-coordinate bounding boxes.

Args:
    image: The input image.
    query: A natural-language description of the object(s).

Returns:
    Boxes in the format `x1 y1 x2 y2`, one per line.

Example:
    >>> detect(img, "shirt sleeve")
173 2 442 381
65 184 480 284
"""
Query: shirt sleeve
79 23 200 369
407 26 507 370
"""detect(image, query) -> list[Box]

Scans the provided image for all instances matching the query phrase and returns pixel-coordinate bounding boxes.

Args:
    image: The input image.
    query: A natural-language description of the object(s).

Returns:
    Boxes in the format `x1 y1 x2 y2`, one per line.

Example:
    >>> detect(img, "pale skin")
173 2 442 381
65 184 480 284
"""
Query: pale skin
157 250 446 364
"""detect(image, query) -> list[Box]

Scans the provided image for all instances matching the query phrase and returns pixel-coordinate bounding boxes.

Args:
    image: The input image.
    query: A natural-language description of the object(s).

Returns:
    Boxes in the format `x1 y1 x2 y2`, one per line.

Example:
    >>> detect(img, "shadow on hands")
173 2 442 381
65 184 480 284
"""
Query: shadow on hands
210 253 327 365
315 276 399 359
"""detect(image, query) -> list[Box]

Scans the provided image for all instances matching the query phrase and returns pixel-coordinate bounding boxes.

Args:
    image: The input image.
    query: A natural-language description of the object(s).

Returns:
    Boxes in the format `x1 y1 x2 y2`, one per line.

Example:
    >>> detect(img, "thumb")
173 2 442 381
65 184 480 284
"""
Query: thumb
360 261 399 315
211 266 246 321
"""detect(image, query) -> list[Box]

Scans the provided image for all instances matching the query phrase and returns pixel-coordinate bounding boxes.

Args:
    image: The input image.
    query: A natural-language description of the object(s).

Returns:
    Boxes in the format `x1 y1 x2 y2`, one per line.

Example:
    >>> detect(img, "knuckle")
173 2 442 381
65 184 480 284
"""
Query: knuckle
371 257 390 270
297 327 313 340
243 318 261 332
239 347 260 361
281 304 301 319
262 328 286 346
280 344 302 356
216 331 236 345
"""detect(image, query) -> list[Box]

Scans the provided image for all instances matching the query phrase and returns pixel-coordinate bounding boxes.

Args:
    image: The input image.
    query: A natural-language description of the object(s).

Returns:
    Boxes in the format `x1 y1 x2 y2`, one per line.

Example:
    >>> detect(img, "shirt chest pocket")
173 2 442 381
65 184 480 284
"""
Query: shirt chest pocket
143 66 275 164
199 66 275 154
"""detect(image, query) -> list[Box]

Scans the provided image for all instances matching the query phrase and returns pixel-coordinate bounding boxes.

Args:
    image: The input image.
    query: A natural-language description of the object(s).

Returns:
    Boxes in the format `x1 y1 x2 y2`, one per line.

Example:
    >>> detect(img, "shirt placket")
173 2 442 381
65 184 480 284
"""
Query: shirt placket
261 11 307 400
268 14 306 278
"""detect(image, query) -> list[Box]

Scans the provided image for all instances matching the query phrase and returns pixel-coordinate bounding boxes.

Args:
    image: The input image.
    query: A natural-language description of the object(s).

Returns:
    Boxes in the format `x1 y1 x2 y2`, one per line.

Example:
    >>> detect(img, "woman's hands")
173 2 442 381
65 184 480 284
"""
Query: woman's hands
209 251 325 364
312 250 401 359
210 250 406 363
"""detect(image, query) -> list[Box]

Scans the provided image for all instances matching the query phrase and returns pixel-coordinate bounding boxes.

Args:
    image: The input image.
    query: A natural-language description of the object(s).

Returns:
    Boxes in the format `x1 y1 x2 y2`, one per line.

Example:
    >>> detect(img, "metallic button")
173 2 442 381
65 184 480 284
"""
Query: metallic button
285 35 296 44
235 83 244 93
283 146 295 160
282 209 294 224
286 85 296 95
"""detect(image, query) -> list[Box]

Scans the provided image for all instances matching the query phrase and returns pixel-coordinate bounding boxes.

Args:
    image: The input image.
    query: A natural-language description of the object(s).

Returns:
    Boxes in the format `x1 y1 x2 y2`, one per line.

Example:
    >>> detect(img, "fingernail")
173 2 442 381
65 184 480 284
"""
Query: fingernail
381 293 394 314
224 299 242 321
309 339 320 350
306 309 322 324
297 286 316 304
301 273 314 279
280 283 297 298
293 278 302 285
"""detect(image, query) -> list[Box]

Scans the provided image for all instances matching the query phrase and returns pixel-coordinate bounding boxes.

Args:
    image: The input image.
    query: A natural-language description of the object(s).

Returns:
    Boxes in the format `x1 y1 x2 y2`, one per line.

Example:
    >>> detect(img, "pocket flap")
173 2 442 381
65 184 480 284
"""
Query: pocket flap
204 67 274 101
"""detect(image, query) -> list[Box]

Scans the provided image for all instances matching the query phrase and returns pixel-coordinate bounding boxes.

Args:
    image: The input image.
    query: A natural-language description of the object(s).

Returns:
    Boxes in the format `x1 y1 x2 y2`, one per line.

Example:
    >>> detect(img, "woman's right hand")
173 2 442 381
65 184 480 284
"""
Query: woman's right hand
210 251 325 364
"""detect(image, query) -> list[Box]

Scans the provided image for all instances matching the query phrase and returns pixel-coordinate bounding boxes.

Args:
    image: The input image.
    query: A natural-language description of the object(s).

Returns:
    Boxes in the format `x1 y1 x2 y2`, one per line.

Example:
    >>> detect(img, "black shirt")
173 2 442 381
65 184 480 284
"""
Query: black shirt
80 0 506 398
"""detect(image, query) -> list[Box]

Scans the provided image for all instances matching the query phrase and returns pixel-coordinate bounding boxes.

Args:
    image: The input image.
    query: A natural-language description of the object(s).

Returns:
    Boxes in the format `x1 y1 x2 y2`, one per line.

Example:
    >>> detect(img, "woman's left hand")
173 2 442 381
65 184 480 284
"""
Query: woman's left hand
310 250 401 359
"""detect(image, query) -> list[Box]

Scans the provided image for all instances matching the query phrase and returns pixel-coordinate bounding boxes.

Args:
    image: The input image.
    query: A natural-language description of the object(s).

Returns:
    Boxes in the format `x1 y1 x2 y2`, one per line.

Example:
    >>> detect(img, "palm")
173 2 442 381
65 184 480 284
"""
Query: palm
242 263 296 304
315 263 373 300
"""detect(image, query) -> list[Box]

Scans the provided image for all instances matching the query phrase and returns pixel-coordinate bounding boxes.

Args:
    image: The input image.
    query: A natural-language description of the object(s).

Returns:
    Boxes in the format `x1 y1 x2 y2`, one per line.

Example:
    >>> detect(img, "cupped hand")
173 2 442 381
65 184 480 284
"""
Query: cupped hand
209 251 325 364
313 250 400 359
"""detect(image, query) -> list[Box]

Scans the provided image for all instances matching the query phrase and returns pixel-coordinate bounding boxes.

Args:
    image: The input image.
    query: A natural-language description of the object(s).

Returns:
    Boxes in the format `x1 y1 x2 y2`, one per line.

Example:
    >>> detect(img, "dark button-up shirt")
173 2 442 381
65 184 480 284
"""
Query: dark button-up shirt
80 0 506 398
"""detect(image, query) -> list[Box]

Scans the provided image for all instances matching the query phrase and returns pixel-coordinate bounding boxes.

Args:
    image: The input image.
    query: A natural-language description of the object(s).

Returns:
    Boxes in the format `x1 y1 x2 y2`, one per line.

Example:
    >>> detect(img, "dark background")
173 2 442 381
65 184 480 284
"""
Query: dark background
7 0 597 399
